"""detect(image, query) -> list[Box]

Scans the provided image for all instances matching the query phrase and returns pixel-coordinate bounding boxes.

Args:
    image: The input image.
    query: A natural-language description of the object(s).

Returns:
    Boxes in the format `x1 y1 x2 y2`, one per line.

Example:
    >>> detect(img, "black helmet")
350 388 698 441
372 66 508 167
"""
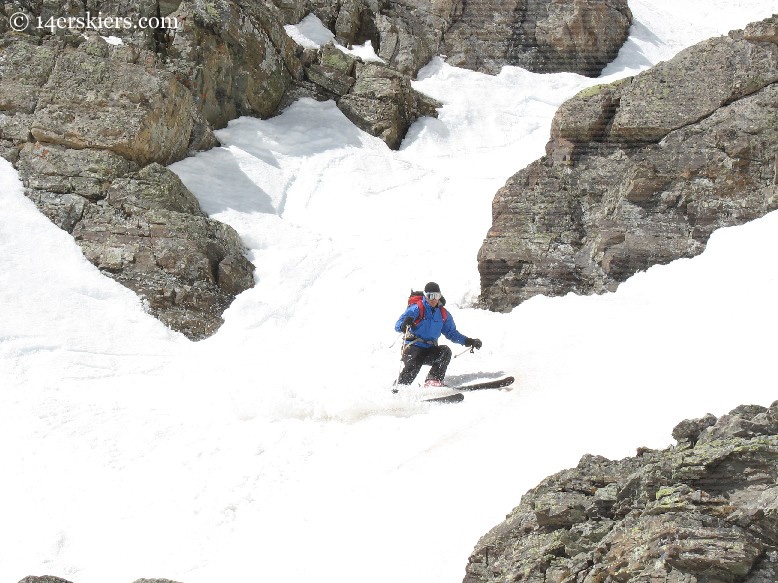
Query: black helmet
423 282 444 304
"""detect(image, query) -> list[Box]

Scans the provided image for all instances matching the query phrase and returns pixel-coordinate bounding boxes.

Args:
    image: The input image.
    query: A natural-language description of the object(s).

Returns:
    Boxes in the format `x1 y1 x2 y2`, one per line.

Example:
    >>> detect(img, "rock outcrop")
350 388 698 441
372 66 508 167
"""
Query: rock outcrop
287 40 442 150
0 0 451 338
0 0 646 336
337 61 440 149
0 0 303 338
442 0 632 76
478 16 778 312
464 401 778 583
293 0 634 144
305 0 458 77
302 0 632 79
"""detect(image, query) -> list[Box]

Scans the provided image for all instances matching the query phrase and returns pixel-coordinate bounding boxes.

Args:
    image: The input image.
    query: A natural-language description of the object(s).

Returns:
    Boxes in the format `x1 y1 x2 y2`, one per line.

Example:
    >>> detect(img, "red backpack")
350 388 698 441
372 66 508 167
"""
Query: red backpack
407 290 447 325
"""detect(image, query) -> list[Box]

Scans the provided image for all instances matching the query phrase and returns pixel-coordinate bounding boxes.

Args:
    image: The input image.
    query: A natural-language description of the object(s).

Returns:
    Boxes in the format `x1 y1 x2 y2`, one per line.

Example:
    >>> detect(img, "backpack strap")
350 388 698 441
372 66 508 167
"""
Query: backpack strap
408 291 425 325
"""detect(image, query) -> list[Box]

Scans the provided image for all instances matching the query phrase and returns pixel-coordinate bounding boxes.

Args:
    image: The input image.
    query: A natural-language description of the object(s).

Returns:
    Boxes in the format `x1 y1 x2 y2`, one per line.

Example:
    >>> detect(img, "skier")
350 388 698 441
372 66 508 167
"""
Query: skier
394 282 482 387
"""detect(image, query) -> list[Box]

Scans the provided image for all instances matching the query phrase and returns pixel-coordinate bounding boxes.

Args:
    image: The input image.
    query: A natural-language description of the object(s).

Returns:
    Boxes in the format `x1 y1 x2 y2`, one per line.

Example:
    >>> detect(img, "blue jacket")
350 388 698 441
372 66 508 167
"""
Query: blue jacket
395 297 468 348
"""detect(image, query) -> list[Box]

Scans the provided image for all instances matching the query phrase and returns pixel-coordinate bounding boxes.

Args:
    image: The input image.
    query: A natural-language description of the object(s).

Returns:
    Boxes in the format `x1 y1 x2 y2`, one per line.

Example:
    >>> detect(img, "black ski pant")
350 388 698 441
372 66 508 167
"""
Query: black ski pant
398 344 452 385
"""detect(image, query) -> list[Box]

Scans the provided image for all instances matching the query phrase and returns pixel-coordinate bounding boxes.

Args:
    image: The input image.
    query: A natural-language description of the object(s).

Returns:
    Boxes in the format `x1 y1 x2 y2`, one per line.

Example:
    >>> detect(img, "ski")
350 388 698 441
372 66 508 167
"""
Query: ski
392 376 513 405
453 376 514 391
422 392 464 404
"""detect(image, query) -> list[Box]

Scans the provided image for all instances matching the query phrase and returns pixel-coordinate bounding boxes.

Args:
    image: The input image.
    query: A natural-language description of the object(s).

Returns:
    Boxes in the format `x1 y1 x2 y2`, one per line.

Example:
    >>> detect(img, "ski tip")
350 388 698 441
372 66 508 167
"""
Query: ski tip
456 375 515 391
422 392 464 404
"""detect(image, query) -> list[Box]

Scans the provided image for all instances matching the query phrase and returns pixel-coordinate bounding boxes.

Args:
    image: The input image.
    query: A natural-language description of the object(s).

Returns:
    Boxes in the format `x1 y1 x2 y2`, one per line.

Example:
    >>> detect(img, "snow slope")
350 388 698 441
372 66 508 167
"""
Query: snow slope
1 1 777 582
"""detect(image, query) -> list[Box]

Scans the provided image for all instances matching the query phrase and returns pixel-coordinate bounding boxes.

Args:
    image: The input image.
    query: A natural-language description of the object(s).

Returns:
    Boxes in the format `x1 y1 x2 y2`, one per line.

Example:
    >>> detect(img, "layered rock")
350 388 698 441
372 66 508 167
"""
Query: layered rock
464 401 778 583
167 0 300 128
291 51 441 149
1 0 642 336
0 0 453 337
338 62 440 149
479 17 778 312
16 142 255 337
301 0 632 79
0 0 301 338
305 0 458 77
286 6 445 147
442 0 632 76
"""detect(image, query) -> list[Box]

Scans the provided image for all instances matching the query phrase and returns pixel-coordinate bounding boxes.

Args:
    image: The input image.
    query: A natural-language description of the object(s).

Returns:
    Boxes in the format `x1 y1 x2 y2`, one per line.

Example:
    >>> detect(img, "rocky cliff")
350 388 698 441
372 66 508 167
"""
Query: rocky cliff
0 0 439 337
442 0 632 77
0 0 295 338
478 16 778 312
1 0 636 336
464 401 778 583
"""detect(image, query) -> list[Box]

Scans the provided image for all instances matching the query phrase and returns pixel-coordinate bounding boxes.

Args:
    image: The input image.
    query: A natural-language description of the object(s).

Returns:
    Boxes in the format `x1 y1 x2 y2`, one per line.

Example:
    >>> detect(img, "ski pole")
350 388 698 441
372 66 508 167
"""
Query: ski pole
392 327 413 393
388 332 404 349
454 346 475 359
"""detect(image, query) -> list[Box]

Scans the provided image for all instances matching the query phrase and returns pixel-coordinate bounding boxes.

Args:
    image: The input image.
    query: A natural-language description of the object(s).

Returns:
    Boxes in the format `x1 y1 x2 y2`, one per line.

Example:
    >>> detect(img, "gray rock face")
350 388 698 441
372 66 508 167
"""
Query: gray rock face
338 62 441 149
0 0 450 336
478 17 778 312
289 40 442 150
464 401 778 583
17 142 255 338
31 45 194 166
0 0 300 338
305 0 459 77
442 0 632 76
168 0 300 128
303 0 631 80
284 0 453 148
373 0 456 76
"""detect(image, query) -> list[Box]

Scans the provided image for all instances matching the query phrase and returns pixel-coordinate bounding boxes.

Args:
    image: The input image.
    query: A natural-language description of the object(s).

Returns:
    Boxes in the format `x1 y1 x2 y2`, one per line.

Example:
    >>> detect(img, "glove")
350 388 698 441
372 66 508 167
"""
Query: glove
465 338 482 350
401 317 414 333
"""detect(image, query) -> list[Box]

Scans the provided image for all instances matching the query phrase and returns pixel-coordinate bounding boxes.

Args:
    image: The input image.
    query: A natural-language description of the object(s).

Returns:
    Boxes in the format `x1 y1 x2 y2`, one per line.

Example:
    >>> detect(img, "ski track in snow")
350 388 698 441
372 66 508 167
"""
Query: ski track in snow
2 1 778 582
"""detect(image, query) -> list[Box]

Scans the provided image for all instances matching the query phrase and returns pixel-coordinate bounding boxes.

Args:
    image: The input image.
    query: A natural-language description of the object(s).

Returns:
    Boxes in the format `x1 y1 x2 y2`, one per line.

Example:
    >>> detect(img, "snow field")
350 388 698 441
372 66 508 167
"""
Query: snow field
1 1 777 581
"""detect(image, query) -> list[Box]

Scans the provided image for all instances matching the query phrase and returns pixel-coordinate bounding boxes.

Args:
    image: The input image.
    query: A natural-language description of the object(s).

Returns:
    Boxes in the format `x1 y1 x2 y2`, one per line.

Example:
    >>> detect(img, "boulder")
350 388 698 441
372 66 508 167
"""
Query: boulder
478 17 778 311
464 401 778 583
338 63 441 149
373 0 456 76
321 41 358 74
30 42 193 166
66 163 254 339
304 0 458 77
442 0 632 76
284 36 441 148
671 413 717 445
16 142 137 204
304 63 356 96
165 0 299 129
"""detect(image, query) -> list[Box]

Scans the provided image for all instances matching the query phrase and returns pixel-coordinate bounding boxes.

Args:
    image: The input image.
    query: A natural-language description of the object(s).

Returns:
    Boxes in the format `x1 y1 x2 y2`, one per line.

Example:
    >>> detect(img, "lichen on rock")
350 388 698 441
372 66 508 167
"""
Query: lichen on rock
478 16 778 312
464 400 778 583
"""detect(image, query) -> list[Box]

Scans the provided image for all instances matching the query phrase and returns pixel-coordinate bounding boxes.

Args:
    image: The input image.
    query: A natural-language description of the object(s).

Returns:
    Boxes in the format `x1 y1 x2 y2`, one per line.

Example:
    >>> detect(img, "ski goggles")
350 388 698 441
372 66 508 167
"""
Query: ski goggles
424 291 442 301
